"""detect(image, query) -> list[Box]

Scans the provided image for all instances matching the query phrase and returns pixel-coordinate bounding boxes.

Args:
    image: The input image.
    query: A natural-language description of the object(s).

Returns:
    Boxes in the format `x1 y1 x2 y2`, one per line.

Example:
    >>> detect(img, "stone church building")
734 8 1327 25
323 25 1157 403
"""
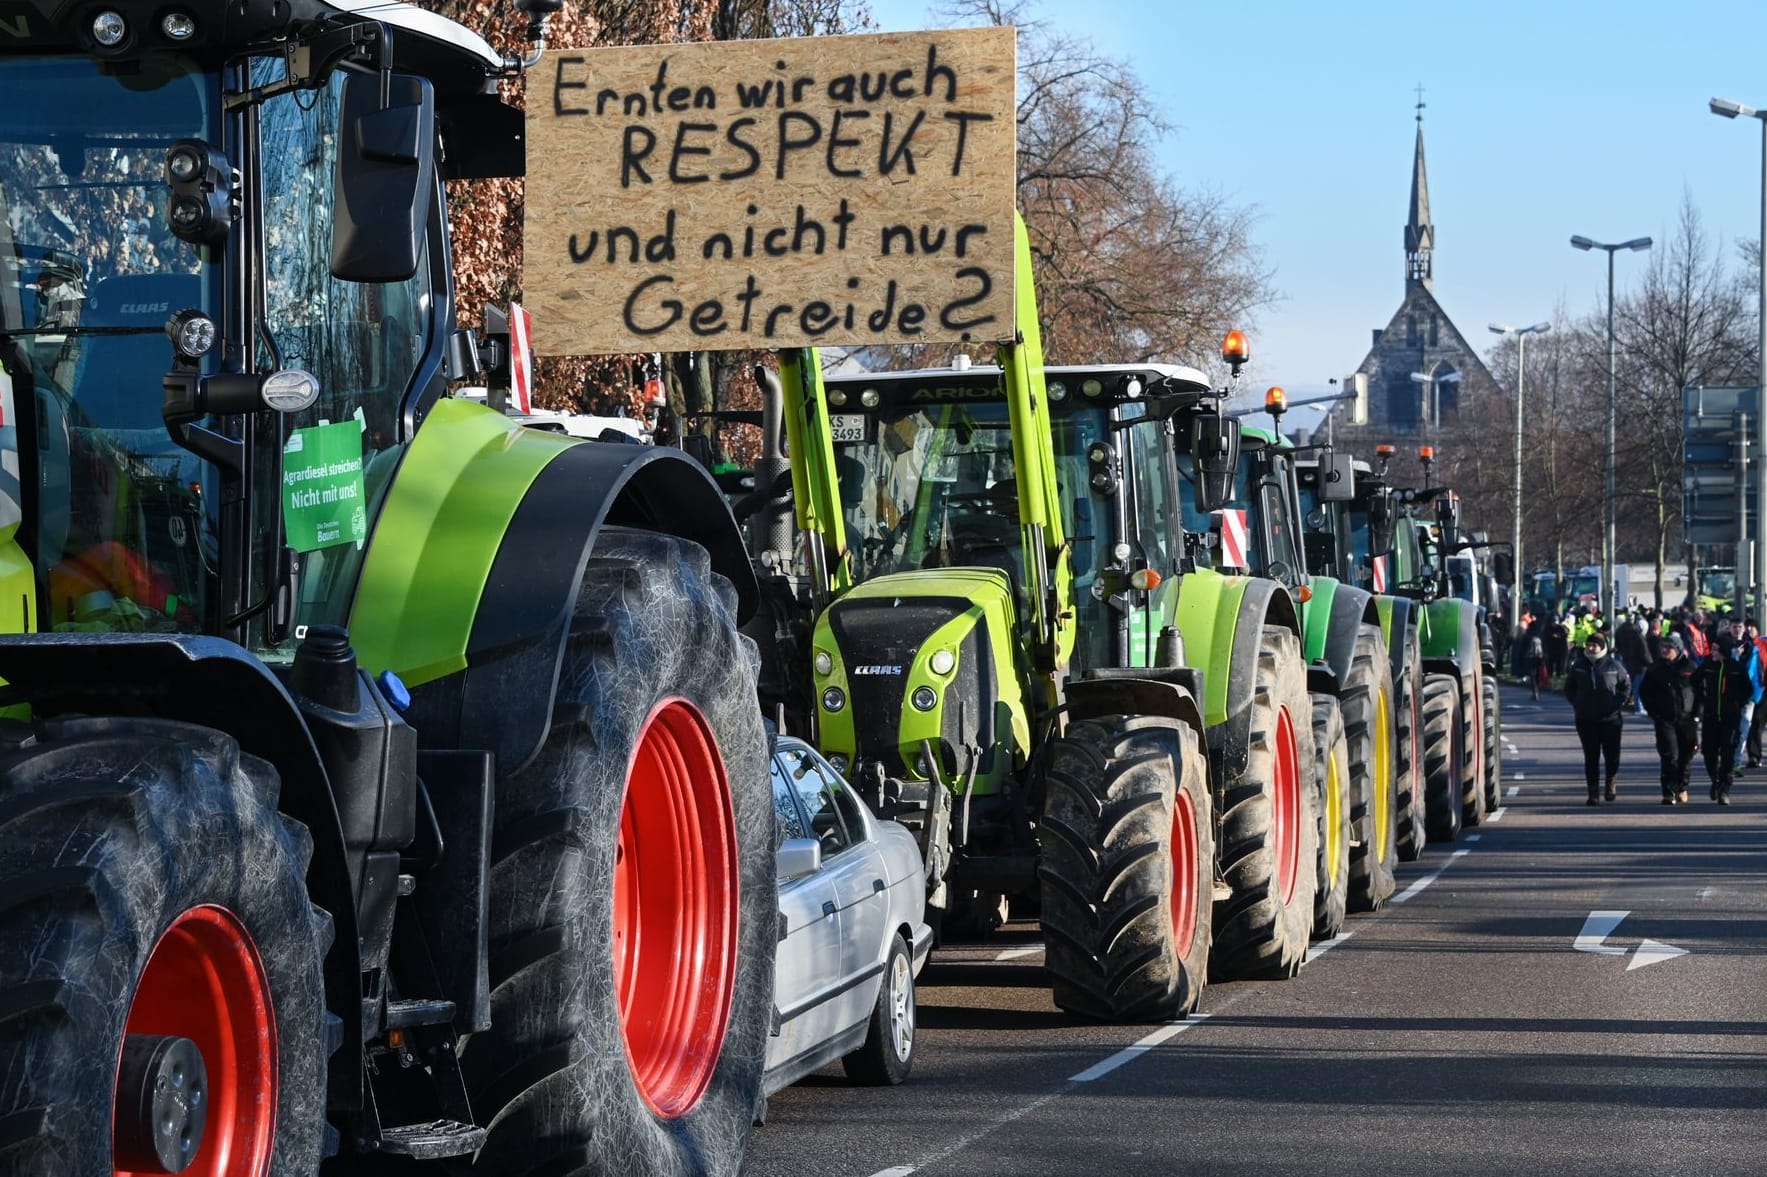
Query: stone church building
1327 111 1497 445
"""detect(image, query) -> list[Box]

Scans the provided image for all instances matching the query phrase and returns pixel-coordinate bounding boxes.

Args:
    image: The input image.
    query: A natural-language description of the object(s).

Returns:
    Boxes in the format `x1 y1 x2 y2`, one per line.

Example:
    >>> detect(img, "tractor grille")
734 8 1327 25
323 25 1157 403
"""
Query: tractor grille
828 597 970 776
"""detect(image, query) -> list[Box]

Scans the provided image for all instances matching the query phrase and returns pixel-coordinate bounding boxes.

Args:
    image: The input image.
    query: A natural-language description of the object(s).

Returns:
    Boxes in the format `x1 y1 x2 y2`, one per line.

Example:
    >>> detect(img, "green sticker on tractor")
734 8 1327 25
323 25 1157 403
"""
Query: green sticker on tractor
284 421 367 552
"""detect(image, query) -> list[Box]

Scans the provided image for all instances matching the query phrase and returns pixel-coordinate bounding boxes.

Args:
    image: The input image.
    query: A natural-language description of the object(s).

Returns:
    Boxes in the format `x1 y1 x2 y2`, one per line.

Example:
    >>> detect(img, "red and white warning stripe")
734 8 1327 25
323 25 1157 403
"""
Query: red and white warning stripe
1371 554 1389 593
1217 508 1249 570
510 303 534 415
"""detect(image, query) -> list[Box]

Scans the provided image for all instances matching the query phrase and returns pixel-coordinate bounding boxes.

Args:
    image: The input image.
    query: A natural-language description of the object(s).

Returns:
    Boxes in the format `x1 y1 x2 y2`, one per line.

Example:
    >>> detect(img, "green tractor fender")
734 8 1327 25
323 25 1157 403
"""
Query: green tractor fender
1420 596 1481 682
1301 577 1382 692
0 633 366 1104
1375 594 1420 685
351 398 757 774
1176 568 1302 780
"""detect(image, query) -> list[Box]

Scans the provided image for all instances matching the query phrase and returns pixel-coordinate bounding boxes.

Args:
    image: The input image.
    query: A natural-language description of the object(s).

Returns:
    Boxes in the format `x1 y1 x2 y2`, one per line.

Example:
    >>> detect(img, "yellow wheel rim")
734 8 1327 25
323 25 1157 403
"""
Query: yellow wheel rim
1373 687 1393 860
1326 742 1345 880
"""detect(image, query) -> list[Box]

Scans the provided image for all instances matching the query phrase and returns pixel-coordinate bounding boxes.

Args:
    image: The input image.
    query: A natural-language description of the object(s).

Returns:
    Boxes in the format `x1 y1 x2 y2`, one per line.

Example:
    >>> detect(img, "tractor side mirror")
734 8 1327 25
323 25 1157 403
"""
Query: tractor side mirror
1191 413 1240 514
1492 549 1515 586
1303 531 1336 577
331 72 436 282
1317 452 1355 502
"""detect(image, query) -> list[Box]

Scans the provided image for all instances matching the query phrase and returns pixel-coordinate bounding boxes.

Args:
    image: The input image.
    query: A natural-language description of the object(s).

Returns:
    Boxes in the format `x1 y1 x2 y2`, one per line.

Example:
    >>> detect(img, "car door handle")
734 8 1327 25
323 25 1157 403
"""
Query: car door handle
872 878 886 894
822 901 837 918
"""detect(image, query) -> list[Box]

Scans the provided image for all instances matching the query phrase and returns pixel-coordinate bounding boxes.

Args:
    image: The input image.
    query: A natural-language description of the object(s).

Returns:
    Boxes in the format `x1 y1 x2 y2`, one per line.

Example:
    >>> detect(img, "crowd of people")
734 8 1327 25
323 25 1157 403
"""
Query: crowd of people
1511 603 1761 807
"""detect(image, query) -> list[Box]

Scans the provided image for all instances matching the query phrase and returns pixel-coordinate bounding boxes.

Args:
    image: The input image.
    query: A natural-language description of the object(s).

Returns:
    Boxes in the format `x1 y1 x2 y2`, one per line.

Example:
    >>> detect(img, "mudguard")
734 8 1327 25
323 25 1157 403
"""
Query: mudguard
1301 576 1382 690
350 398 756 775
1420 597 1481 682
1066 667 1208 749
0 632 364 1107
1375 594 1419 686
1176 569 1301 780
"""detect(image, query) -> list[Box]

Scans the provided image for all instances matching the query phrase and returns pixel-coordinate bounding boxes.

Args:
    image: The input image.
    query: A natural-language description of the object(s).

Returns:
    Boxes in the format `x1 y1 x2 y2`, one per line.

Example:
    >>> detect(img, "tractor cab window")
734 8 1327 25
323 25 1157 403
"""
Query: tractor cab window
1255 452 1305 587
0 55 219 633
256 62 438 637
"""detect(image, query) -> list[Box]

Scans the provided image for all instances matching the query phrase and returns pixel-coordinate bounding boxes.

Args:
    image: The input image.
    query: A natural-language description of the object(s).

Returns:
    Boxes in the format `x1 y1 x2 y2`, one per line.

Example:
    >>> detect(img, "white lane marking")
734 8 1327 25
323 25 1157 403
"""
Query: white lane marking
1486 806 1508 823
1628 939 1690 971
1304 930 1353 964
1465 834 1482 842
1574 910 1630 956
1069 1013 1214 1082
994 946 1042 961
868 1169 918 1177
1507 785 1521 797
1513 772 1526 781
1697 887 1715 900
1391 849 1472 904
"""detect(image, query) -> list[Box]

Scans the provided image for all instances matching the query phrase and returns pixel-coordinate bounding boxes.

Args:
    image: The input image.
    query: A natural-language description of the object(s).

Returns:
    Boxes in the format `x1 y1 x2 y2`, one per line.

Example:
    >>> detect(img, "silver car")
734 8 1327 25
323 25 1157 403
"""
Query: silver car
764 737 932 1094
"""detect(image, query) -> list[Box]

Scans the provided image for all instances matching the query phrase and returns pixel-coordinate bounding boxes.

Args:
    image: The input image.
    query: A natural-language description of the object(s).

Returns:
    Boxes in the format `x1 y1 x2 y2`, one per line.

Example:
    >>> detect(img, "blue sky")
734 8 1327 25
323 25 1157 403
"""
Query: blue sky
866 0 1767 425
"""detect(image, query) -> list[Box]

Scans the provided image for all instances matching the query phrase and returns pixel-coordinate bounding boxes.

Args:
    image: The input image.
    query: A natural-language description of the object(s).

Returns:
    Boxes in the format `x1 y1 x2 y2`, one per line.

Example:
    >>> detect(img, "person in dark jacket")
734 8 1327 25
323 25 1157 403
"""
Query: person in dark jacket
1697 635 1752 805
1639 634 1699 804
1614 613 1652 715
1565 633 1633 804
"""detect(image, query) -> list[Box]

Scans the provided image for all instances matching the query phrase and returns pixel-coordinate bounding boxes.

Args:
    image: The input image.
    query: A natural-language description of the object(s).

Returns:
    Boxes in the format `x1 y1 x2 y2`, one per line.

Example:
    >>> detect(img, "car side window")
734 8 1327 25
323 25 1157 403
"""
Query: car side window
825 774 870 845
770 755 808 849
779 746 854 857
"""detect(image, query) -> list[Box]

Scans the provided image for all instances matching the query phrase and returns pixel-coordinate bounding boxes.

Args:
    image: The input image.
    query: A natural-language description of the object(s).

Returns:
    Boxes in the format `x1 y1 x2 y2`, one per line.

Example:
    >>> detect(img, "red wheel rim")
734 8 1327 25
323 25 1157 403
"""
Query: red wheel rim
116 905 276 1177
613 698 739 1119
1272 706 1301 905
1170 788 1200 956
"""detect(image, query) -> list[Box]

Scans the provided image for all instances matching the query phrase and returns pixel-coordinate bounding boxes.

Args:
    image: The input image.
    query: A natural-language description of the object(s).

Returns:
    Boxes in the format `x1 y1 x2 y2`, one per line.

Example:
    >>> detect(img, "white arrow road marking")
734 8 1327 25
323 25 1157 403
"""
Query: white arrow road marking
1574 910 1630 955
1628 940 1690 971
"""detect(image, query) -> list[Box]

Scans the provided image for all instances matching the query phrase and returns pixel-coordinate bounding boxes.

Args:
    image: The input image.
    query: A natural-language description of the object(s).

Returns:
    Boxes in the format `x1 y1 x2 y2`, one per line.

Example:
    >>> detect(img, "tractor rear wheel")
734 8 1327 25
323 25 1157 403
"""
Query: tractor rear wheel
1482 673 1503 814
1040 715 1214 1021
1210 626 1318 981
0 717 331 1177
1345 625 1398 911
1308 694 1350 942
1422 674 1464 843
462 528 773 1177
1393 637 1427 862
1460 672 1487 828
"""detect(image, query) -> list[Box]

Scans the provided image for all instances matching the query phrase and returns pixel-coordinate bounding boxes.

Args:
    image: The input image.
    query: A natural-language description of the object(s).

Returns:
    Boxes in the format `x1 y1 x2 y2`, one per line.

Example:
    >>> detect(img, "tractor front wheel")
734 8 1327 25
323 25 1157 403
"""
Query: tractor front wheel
1211 626 1319 981
0 717 331 1177
462 528 773 1177
1309 695 1351 942
1040 716 1214 1021
1422 674 1465 843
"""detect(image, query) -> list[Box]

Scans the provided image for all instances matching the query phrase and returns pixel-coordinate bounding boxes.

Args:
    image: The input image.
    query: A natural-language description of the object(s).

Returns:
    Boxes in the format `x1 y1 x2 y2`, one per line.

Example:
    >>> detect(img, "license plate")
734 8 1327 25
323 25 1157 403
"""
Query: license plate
830 414 867 443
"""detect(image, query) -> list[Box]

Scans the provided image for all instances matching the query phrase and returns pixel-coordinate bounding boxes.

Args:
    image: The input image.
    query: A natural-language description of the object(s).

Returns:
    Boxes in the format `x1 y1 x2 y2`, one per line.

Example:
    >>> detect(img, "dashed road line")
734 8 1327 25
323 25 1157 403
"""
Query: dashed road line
867 1168 918 1177
1486 806 1508 823
994 945 1043 961
1507 785 1520 797
1391 849 1472 904
1466 834 1482 842
1304 930 1354 964
1070 1013 1215 1082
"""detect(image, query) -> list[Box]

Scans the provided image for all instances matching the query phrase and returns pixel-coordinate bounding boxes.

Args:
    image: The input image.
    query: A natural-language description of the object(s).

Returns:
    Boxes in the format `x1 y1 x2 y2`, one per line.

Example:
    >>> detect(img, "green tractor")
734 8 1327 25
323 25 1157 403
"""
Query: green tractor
774 259 1321 1017
1295 450 1431 862
1179 384 1397 943
1381 447 1497 841
0 5 777 1173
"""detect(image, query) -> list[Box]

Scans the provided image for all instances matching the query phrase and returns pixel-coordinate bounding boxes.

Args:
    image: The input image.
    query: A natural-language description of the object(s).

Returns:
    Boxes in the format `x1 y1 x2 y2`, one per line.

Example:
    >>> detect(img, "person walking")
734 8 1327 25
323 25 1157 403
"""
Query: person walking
1639 634 1699 804
1524 625 1546 701
1615 610 1652 716
1546 612 1570 677
1697 636 1751 806
1565 632 1632 805
1732 625 1763 776
1748 619 1767 769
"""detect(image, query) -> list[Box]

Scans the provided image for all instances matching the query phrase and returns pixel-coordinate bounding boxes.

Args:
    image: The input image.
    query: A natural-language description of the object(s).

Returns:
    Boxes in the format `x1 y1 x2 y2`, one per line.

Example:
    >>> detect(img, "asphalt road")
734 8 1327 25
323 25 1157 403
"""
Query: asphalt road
744 683 1767 1176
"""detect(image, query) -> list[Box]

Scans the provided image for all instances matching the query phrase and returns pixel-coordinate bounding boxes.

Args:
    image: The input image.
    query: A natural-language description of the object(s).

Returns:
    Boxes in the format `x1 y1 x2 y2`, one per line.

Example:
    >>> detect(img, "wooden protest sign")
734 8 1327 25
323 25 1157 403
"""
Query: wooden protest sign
524 28 1016 355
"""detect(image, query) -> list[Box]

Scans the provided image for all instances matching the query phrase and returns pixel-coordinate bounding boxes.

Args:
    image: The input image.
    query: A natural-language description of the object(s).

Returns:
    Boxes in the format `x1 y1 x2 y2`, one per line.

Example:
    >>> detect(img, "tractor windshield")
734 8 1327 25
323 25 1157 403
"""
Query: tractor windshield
833 400 1107 592
0 55 220 632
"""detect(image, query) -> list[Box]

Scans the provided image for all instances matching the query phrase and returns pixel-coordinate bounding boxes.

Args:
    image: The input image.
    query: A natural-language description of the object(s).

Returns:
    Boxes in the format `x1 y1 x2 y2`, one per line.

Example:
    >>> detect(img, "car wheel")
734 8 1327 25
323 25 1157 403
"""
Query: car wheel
843 934 916 1086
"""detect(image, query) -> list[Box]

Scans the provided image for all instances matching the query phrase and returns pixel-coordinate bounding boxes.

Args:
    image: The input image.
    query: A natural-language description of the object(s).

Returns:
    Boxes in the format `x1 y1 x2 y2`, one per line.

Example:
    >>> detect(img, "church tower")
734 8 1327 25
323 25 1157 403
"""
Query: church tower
1334 97 1495 438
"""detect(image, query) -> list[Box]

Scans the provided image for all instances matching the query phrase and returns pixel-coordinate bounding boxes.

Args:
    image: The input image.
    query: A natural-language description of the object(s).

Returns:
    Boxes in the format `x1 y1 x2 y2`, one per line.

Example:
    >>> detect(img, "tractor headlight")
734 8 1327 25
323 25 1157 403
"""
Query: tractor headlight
166 309 215 358
821 687 845 712
161 11 197 40
929 648 956 675
826 752 848 774
911 686 938 712
91 10 127 46
814 650 833 676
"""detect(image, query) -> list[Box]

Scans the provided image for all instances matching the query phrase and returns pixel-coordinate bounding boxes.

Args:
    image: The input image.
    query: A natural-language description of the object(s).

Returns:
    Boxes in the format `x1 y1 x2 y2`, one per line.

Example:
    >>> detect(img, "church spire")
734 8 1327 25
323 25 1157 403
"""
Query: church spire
1406 89 1434 290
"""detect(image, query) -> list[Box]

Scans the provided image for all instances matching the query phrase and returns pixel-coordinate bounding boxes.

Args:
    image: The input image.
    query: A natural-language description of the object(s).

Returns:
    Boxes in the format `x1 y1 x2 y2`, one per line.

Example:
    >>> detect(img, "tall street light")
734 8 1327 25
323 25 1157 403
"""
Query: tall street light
1571 234 1652 622
1491 321 1551 633
1711 96 1767 619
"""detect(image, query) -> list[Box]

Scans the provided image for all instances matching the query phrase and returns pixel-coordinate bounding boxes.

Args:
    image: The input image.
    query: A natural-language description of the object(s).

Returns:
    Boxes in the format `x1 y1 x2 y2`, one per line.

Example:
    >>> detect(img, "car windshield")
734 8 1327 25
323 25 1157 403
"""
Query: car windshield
1701 570 1736 599
0 55 219 632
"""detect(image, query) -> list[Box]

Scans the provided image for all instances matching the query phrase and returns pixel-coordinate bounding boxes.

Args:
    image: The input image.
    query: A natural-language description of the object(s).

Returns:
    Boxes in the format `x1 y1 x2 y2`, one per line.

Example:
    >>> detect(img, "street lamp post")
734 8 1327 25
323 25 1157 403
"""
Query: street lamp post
1710 96 1767 619
1408 367 1461 432
1490 321 1552 633
1570 234 1652 622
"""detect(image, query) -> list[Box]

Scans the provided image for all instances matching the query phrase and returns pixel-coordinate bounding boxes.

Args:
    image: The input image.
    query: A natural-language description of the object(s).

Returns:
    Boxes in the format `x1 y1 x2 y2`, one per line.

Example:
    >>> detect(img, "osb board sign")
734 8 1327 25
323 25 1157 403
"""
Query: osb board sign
525 27 1016 356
